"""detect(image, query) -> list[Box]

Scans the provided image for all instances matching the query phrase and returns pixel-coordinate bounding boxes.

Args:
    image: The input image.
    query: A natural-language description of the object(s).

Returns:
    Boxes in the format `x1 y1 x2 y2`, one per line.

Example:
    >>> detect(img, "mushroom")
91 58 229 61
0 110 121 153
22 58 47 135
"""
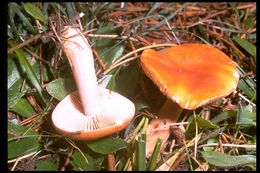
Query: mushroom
51 26 135 140
140 43 239 155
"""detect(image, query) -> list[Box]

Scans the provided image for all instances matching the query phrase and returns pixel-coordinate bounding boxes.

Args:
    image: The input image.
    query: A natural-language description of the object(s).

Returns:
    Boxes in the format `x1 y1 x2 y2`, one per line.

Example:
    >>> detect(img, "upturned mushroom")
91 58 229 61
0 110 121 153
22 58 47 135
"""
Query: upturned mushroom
51 26 135 140
140 43 239 155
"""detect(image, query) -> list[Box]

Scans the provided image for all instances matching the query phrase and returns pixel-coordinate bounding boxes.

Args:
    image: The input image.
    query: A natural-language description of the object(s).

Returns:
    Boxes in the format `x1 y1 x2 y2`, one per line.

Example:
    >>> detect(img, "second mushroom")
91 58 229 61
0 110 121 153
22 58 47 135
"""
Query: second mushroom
140 43 240 156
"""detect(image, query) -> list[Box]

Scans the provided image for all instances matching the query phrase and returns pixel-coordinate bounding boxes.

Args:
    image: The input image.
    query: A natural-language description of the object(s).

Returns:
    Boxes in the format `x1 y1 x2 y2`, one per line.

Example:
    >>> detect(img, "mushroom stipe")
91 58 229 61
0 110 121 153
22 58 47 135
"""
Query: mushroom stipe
51 26 135 140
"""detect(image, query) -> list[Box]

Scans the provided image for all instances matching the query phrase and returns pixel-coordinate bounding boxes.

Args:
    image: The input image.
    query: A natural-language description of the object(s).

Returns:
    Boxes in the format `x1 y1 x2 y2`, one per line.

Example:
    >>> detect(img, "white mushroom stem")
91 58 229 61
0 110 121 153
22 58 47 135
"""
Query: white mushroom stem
61 27 99 116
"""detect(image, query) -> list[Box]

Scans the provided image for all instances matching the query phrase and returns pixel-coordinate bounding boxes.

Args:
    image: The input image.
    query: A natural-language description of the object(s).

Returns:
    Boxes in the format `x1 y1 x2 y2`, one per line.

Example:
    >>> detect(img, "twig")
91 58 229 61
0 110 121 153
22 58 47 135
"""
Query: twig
88 33 138 42
19 112 42 126
218 134 224 153
194 112 198 159
238 93 256 107
8 31 52 54
187 3 256 29
147 122 188 133
198 143 256 149
60 148 73 171
92 48 107 71
170 153 186 170
65 139 88 164
156 133 203 171
103 43 176 75
104 56 139 75
8 151 38 171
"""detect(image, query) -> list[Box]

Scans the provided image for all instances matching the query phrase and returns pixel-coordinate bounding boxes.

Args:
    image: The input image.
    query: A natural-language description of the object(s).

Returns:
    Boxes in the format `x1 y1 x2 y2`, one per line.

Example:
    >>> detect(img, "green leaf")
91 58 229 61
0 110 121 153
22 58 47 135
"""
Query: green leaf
237 105 256 127
238 79 256 102
87 136 128 155
8 121 40 159
107 61 139 98
41 64 53 82
15 7 37 34
93 22 124 67
198 126 227 145
244 17 254 30
8 3 19 38
10 98 36 117
236 64 256 101
8 78 26 108
8 57 28 108
70 150 104 171
233 35 256 58
8 56 25 89
8 138 40 159
64 2 76 18
46 78 76 101
201 151 256 167
35 160 58 171
23 3 47 24
15 49 43 94
203 138 218 152
8 47 51 109
8 120 36 136
186 115 219 135
211 110 237 124
9 44 47 106
8 2 36 34
97 75 113 88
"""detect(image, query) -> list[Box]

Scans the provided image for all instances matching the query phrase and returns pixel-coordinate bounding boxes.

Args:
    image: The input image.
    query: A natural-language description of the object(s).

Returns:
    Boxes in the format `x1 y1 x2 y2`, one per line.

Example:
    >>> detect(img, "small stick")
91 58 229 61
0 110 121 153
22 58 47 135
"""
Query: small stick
198 143 256 149
60 148 73 171
8 31 53 54
9 151 38 171
92 48 107 71
19 112 42 126
170 153 186 170
129 40 137 57
238 93 256 107
104 43 176 75
218 135 224 153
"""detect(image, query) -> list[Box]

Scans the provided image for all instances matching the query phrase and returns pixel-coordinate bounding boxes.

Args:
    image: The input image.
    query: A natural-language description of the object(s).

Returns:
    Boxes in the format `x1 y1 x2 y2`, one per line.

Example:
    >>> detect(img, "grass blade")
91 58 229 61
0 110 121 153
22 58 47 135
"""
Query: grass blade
136 133 146 171
145 2 163 17
147 138 162 171
142 3 189 36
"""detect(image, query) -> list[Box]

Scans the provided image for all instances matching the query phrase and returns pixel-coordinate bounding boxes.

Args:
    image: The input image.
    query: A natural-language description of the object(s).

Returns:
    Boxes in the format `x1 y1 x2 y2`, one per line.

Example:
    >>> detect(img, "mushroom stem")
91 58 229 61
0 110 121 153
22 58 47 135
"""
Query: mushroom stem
62 27 99 116
146 99 183 156
157 99 183 121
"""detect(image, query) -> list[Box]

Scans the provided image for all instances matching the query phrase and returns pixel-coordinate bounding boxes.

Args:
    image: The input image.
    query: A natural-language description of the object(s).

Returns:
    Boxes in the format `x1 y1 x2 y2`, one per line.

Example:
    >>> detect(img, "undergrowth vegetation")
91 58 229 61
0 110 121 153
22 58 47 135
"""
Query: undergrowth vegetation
8 2 256 171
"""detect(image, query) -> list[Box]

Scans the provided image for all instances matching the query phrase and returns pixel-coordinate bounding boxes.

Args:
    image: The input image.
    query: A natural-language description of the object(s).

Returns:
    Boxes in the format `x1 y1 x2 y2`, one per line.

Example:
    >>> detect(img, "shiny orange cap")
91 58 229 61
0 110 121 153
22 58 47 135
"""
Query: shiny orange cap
141 43 239 109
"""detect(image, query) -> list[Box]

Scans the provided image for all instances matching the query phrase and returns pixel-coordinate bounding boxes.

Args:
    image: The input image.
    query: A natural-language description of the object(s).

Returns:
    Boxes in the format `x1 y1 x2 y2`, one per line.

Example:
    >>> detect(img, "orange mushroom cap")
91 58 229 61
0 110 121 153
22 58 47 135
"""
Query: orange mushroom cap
141 43 239 109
